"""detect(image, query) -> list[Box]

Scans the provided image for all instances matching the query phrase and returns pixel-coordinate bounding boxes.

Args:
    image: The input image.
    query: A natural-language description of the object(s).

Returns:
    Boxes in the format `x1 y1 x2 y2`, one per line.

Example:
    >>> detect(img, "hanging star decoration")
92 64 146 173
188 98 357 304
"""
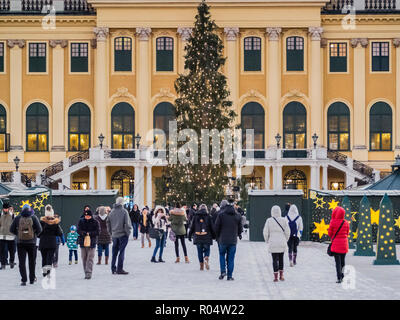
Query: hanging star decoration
310 191 317 200
314 196 326 209
41 193 49 201
394 217 400 229
33 198 44 211
20 200 32 209
351 212 358 222
312 219 330 239
370 208 380 225
353 229 358 239
328 199 339 210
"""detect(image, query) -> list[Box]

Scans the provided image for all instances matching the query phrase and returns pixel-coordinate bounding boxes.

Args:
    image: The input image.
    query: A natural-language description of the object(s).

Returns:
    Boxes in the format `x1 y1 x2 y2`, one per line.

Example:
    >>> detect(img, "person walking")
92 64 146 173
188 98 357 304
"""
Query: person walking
188 204 216 271
169 203 189 263
139 207 152 248
10 204 42 286
107 197 132 275
95 206 112 265
0 202 16 270
263 205 290 282
215 199 243 281
150 206 168 263
210 203 220 225
129 204 141 240
66 225 79 265
77 209 100 279
39 205 63 277
285 204 304 267
52 213 65 268
328 206 350 283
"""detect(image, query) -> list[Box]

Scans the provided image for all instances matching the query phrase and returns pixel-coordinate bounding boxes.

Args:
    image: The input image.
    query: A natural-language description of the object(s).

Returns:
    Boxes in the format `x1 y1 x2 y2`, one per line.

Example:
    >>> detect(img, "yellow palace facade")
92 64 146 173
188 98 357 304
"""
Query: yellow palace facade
1 0 400 207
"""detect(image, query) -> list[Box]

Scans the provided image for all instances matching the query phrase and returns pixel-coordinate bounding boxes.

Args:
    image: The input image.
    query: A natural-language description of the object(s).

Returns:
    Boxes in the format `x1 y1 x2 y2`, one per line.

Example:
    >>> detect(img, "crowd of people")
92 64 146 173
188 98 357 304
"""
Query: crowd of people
0 196 350 286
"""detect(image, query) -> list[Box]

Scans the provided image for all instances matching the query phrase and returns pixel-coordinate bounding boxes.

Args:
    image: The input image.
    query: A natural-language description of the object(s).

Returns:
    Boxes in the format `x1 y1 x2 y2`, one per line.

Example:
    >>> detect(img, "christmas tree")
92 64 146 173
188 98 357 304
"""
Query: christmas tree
354 195 375 256
373 194 399 265
342 196 355 249
156 0 236 205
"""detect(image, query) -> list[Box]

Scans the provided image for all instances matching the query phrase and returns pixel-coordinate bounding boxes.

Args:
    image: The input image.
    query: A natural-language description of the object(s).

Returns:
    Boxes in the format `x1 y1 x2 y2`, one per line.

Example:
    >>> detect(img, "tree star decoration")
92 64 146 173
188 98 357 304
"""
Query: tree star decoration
328 199 339 210
314 196 326 209
370 208 380 225
312 219 330 239
20 200 32 209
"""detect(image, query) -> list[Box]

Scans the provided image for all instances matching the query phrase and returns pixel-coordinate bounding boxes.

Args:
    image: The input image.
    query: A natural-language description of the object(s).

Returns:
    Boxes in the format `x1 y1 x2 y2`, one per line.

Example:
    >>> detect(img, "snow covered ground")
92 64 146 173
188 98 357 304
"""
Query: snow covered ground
1 232 399 300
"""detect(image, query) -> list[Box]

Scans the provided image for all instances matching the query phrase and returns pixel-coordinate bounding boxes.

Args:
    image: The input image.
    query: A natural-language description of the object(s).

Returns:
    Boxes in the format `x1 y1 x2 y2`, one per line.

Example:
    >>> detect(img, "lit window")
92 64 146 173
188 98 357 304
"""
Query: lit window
26 103 48 151
329 43 347 72
68 103 90 151
370 102 392 151
112 102 135 149
114 37 132 71
283 102 306 149
372 42 389 72
328 102 350 151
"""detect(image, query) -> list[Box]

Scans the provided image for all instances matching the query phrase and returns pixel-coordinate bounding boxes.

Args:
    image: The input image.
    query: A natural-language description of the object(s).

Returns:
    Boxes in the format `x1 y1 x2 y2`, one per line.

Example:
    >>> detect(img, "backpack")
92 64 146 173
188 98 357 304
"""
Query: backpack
18 216 34 241
287 215 299 237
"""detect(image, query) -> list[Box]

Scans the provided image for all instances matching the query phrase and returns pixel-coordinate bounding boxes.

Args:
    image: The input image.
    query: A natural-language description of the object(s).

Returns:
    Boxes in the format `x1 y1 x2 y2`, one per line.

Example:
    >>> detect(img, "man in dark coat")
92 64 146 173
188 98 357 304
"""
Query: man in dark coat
214 198 243 281
10 204 42 286
128 204 141 240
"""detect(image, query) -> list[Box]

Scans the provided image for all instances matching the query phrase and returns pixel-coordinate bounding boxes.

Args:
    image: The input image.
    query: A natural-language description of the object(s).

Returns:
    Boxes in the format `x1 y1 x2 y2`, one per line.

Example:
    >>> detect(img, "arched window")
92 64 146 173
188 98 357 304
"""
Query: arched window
328 102 350 151
286 36 304 71
283 102 306 149
111 169 134 198
0 105 6 151
26 102 48 151
370 102 392 151
156 37 174 71
111 102 135 149
68 103 90 151
283 169 307 195
153 102 175 147
244 37 261 71
114 37 132 71
241 102 265 149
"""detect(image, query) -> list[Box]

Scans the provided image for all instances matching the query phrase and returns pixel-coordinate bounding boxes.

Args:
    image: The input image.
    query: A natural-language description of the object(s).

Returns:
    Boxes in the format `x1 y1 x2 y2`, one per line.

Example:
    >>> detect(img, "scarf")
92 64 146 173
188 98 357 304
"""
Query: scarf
99 214 107 221
143 213 147 227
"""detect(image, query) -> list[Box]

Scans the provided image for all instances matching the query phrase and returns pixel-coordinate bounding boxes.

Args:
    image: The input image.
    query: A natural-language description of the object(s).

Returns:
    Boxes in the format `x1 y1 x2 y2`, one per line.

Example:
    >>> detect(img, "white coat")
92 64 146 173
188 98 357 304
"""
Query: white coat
263 206 290 253
286 204 304 238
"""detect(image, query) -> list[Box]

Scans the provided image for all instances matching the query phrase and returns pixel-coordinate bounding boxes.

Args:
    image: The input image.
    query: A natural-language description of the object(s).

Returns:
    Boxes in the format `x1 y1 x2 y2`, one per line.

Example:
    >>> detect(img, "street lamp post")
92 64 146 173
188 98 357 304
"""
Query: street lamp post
98 133 105 149
135 134 141 149
275 133 281 149
312 133 319 149
13 156 20 172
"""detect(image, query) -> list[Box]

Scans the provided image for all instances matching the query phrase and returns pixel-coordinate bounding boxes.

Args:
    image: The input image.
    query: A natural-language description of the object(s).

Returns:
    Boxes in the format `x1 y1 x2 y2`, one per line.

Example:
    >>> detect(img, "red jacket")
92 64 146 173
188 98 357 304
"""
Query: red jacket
328 207 350 254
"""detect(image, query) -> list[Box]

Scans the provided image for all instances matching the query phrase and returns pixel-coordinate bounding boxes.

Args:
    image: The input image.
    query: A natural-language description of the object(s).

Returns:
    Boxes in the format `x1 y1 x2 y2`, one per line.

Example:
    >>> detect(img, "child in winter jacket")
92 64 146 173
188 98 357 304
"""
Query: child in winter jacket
67 225 79 265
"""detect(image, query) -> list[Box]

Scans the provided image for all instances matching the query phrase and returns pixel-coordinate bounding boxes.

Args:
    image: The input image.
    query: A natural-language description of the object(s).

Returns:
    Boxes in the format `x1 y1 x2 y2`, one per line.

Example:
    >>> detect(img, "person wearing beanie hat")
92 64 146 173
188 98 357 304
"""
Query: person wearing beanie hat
66 225 79 265
263 205 290 282
0 202 16 270
44 204 54 217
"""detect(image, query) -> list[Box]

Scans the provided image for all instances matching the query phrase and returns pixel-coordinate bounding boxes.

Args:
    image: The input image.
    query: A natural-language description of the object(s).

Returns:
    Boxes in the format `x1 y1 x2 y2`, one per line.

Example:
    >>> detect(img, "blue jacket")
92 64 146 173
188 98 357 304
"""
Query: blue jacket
66 231 79 250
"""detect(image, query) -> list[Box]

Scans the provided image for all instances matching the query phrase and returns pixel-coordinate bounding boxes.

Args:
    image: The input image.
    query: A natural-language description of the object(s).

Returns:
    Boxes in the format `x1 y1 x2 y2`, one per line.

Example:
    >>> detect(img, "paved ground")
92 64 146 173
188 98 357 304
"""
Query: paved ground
1 231 399 300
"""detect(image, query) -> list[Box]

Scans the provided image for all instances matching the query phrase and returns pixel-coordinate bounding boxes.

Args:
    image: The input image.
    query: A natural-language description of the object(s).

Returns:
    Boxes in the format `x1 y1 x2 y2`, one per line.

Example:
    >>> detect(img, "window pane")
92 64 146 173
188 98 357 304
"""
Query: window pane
284 134 294 149
295 134 305 149
339 133 349 150
112 116 123 132
381 133 391 150
113 134 123 149
296 116 306 132
69 134 79 151
284 115 294 131
27 134 37 151
38 116 48 132
69 116 79 132
0 134 5 151
79 116 90 133
38 134 47 151
124 134 133 149
339 115 349 132
254 133 263 149
123 116 134 133
370 133 380 150
26 117 37 132
0 116 6 133
80 134 89 150
329 115 338 132
329 134 338 150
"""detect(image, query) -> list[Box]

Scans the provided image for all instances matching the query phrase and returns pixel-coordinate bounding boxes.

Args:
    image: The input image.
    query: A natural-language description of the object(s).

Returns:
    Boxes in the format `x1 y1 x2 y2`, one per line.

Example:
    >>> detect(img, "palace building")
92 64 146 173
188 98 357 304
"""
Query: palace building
1 0 400 207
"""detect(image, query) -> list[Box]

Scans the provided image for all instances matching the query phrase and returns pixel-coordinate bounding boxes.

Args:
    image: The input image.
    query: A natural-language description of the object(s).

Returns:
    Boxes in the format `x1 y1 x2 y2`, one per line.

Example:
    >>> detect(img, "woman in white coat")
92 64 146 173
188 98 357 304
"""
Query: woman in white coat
263 205 290 282
286 204 304 267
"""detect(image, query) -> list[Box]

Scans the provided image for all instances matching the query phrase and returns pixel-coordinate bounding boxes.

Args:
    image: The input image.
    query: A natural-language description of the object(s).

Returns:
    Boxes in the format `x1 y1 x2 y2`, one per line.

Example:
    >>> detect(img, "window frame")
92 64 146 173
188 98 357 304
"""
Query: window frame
240 34 264 74
69 41 90 74
369 102 392 151
283 33 307 75
27 41 48 74
283 102 307 149
25 103 49 152
370 41 391 73
68 103 91 152
111 102 135 150
240 102 265 149
0 42 5 74
243 36 262 72
327 102 351 151
153 102 175 147
328 42 348 73
286 36 304 72
154 36 175 73
113 36 134 73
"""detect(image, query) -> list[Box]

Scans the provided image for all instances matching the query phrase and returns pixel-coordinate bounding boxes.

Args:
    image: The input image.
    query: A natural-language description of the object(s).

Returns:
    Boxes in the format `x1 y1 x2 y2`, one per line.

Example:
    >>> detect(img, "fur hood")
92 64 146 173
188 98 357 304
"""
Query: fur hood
170 208 185 216
40 216 60 225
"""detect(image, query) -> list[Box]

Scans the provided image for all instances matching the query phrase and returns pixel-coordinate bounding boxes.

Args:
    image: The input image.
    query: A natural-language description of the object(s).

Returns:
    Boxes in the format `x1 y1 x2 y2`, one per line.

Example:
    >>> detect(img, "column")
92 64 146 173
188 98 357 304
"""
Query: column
7 40 25 163
97 164 106 190
394 38 400 157
50 40 67 162
273 164 282 190
266 28 282 148
94 27 109 146
264 165 270 190
351 38 368 161
136 28 151 143
61 174 71 189
177 27 192 74
134 165 145 208
308 27 324 147
322 164 328 190
235 165 242 179
146 166 152 207
89 165 95 190
310 164 318 190
224 27 239 116
345 157 355 188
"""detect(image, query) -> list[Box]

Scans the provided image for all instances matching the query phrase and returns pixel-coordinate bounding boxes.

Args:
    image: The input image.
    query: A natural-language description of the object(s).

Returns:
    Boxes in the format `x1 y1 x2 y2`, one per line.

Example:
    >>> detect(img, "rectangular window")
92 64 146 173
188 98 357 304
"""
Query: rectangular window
29 43 46 73
329 43 347 72
71 43 88 73
244 37 261 71
286 37 304 71
156 37 174 72
115 37 132 72
372 42 389 72
0 43 3 72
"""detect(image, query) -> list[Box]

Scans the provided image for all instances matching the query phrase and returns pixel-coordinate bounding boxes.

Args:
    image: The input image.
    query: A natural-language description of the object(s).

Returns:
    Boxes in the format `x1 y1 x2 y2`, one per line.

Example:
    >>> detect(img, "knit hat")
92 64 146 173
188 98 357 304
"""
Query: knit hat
70 225 77 231
116 197 124 205
220 200 228 208
45 204 54 217
84 210 93 216
21 204 31 213
2 202 11 209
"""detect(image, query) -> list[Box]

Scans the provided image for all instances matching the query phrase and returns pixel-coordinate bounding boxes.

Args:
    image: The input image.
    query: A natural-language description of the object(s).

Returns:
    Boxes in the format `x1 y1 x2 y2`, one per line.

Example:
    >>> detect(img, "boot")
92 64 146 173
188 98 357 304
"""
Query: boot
141 243 144 248
148 240 152 248
200 262 204 271
185 256 190 263
293 253 297 265
273 272 279 282
151 256 158 263
75 260 78 264
10 262 15 269
69 261 72 265
105 256 109 265
175 257 180 263
1 264 5 270
204 257 210 270
279 270 285 281
97 256 102 265
289 253 294 267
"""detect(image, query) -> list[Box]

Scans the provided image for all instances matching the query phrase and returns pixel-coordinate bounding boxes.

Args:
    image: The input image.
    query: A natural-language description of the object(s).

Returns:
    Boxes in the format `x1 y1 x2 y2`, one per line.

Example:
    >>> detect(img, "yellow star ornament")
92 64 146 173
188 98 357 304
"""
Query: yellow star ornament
353 229 358 239
351 212 358 222
394 217 400 229
33 198 44 211
370 208 380 225
314 196 326 209
41 193 49 201
328 199 339 210
20 200 32 209
312 219 330 239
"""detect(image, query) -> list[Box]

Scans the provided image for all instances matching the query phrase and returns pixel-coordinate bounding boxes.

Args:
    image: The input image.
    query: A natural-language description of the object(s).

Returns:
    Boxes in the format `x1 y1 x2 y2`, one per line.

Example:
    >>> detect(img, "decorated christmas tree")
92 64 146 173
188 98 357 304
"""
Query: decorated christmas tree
373 194 399 265
155 0 236 204
354 195 375 256
342 196 355 249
